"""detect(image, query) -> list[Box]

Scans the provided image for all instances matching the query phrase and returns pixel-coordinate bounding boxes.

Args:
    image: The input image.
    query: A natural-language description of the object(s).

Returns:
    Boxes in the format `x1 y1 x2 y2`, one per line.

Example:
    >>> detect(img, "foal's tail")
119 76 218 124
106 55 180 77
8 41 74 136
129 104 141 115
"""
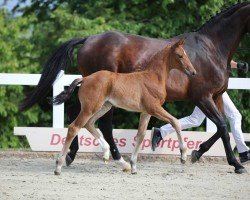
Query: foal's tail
52 78 83 105
19 37 88 111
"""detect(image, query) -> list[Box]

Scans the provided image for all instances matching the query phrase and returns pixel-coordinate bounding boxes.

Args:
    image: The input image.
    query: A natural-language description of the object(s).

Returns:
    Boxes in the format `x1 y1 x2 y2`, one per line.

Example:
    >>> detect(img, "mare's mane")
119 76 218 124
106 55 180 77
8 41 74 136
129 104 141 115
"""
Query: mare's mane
136 2 250 71
195 2 250 32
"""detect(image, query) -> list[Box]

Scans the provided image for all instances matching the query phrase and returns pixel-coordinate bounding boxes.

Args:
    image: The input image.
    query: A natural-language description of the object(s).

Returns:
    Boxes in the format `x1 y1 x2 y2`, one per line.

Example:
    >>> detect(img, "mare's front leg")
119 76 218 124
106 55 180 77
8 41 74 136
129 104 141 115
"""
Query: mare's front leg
191 95 246 174
130 113 151 174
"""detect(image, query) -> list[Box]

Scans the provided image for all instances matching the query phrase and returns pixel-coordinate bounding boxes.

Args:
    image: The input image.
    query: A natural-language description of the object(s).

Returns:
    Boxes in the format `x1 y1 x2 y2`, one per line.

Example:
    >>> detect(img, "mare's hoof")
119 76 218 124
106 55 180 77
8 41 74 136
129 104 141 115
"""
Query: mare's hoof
180 158 186 164
235 168 247 174
65 154 73 167
54 170 61 176
191 150 200 163
131 171 137 175
151 127 162 151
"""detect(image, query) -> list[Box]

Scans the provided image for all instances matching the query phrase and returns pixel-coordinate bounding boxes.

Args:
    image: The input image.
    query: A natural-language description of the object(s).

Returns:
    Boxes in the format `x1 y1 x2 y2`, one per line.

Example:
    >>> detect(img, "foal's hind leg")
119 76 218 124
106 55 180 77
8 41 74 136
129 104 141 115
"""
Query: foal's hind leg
149 105 187 163
54 111 92 175
98 108 130 171
84 103 113 163
130 113 151 174
86 104 131 171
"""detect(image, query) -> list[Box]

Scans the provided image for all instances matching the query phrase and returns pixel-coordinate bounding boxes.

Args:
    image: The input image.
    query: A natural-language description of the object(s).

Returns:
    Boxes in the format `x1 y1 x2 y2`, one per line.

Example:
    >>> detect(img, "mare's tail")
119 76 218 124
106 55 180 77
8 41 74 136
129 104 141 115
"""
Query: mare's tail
19 37 88 111
52 78 83 105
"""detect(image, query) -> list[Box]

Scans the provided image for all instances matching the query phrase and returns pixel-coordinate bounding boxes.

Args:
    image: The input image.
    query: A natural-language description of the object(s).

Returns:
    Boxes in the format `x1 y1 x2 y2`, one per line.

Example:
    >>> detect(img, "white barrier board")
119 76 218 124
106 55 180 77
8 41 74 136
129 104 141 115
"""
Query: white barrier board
1 74 248 129
14 127 250 157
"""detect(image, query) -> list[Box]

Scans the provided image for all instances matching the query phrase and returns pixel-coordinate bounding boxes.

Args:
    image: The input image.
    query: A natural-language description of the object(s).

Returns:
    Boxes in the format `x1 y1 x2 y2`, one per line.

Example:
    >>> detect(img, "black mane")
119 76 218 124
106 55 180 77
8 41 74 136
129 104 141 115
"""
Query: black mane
195 2 250 32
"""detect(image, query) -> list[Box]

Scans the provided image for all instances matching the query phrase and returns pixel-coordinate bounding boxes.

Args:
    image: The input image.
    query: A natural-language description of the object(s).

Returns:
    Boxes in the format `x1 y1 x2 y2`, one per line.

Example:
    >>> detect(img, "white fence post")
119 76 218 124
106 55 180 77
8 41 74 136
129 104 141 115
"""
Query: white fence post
52 70 65 128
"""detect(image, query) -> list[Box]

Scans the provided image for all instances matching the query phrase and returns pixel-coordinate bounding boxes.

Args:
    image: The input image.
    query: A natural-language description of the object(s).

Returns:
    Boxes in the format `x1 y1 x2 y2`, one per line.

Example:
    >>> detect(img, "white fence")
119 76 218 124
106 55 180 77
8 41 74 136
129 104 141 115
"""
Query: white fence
0 72 250 131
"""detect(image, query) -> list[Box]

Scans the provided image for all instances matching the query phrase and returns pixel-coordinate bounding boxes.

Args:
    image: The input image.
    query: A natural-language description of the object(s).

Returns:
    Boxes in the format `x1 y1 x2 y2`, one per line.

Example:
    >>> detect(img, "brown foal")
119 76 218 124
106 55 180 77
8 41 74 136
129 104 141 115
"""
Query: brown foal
53 38 196 175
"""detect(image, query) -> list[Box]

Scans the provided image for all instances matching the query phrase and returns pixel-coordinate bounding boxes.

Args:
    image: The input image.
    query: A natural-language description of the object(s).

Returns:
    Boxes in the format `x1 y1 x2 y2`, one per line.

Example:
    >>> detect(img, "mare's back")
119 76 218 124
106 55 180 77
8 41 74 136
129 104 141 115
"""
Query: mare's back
77 31 169 75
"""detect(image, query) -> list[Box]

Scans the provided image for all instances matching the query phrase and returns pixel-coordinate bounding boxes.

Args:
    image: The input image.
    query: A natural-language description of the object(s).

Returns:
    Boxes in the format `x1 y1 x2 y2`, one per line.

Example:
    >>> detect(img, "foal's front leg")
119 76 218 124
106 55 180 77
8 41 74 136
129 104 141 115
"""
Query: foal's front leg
176 131 187 164
149 105 187 163
130 113 151 174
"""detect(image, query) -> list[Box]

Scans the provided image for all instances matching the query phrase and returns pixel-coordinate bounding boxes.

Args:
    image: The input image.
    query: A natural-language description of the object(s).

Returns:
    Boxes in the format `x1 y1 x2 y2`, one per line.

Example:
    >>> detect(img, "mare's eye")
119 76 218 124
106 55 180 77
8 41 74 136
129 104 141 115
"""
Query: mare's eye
178 54 183 58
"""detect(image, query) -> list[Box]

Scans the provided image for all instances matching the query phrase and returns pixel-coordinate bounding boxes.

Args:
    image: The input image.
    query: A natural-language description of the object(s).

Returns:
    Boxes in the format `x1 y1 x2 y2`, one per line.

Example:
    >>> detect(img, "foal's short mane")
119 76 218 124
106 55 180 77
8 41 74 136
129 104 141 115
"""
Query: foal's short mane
195 2 250 32
136 45 171 71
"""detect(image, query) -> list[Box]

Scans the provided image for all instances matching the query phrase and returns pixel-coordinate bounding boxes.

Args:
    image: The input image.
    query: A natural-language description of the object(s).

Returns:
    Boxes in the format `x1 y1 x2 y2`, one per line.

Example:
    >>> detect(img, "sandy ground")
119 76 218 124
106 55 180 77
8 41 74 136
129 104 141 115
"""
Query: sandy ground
0 152 249 200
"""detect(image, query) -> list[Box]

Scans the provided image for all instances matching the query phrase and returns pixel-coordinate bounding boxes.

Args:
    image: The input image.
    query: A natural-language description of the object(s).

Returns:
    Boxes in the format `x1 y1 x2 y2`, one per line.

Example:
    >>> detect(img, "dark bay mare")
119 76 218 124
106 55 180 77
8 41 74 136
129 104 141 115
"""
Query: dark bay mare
20 2 250 173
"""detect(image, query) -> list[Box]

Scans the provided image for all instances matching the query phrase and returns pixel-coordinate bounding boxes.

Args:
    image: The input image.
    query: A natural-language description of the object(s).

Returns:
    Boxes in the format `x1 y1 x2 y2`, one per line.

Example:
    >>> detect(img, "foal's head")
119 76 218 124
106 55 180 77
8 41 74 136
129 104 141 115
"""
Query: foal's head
169 39 196 77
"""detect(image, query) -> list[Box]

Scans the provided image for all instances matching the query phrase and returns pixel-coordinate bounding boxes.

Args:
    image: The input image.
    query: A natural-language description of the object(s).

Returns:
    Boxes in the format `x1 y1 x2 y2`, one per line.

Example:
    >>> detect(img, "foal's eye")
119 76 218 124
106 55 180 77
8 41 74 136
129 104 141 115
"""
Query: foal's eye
178 54 183 59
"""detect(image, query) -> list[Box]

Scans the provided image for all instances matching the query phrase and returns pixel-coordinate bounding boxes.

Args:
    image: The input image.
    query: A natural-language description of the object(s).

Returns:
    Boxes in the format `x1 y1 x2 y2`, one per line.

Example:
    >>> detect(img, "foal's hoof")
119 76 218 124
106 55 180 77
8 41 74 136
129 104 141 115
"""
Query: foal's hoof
122 167 131 173
54 170 61 176
235 168 247 174
65 154 73 167
191 150 200 163
131 171 137 175
116 158 131 172
122 163 131 173
180 158 186 164
103 157 109 164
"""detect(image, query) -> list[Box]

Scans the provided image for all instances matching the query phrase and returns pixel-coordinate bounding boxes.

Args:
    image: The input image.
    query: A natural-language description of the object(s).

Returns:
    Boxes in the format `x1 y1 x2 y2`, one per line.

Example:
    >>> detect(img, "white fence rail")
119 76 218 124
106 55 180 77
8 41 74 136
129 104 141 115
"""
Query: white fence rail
0 72 250 130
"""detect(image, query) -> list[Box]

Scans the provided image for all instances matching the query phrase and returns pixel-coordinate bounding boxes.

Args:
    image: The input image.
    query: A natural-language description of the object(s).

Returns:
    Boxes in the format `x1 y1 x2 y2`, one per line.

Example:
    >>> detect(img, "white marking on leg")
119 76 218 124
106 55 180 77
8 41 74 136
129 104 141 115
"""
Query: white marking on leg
98 136 110 162
116 157 131 172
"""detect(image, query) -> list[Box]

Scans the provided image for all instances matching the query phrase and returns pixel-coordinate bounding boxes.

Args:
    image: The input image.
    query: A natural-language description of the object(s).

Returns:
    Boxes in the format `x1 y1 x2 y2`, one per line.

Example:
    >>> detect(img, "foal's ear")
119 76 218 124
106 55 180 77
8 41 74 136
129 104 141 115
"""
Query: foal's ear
172 38 185 49
177 38 185 46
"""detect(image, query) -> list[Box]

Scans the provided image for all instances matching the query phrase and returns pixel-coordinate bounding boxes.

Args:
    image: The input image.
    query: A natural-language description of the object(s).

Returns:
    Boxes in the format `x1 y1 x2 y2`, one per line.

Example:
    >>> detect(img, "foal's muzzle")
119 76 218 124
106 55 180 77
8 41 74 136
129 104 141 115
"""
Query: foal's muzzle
184 68 197 77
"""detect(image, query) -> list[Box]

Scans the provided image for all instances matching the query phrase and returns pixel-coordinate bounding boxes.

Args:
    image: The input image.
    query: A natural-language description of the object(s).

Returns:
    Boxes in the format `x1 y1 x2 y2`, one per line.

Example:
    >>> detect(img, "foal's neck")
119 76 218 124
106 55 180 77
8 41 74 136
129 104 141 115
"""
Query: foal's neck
144 46 171 81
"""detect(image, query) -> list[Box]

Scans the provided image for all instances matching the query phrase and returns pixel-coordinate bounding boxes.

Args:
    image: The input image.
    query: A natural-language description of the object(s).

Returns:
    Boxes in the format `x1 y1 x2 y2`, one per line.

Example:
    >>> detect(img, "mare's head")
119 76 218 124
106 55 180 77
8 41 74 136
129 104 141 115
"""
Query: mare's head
169 38 196 77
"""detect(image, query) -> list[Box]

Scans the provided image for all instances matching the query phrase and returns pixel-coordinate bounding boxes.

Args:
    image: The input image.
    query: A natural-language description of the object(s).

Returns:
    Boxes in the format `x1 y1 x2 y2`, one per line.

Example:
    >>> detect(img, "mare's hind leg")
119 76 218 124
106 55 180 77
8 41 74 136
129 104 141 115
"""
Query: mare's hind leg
84 103 113 163
66 136 79 166
148 105 187 163
99 108 120 160
191 95 246 174
66 101 81 166
54 111 92 175
130 113 151 174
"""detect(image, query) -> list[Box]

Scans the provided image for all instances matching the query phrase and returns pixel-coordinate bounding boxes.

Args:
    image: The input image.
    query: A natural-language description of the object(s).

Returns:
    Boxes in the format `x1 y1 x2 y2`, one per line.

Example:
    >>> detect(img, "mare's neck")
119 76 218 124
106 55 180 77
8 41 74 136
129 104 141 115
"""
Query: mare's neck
198 5 249 62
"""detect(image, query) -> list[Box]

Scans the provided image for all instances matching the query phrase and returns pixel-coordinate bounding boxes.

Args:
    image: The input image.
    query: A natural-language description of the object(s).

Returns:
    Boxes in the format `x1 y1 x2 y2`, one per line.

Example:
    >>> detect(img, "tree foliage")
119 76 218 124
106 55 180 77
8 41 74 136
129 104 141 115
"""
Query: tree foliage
0 0 249 148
